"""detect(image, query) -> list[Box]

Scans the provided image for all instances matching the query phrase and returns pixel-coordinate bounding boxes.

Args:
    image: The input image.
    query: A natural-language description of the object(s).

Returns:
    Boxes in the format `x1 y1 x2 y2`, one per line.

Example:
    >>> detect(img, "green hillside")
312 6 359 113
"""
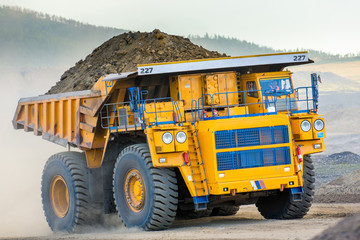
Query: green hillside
0 6 126 67
1 6 358 68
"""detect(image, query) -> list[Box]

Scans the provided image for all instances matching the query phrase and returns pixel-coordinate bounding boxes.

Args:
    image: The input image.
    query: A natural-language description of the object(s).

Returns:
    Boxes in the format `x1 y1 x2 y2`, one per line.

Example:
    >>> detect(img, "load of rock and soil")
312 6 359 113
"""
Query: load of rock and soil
313 151 360 203
47 29 226 94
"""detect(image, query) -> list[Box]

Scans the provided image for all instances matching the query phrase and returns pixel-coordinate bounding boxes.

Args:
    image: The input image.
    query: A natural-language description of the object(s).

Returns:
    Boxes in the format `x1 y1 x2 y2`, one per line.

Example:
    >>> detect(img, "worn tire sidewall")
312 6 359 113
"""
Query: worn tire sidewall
114 151 154 228
42 157 77 232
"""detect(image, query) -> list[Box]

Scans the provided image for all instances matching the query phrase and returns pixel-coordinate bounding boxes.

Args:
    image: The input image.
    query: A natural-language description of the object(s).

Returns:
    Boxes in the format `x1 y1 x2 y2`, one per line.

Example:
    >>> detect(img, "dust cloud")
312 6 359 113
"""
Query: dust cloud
0 67 67 238
0 67 134 238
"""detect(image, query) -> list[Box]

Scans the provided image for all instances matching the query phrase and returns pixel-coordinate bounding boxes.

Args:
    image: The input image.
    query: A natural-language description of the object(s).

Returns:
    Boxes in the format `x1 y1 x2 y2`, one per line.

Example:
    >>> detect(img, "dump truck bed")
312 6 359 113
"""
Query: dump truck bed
13 89 105 149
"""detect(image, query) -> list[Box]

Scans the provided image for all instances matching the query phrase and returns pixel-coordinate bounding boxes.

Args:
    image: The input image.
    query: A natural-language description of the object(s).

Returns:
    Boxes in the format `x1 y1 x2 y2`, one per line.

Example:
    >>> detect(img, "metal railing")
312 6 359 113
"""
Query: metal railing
191 90 279 121
100 101 144 132
100 97 183 132
100 85 318 130
190 87 317 121
144 97 183 127
288 86 316 114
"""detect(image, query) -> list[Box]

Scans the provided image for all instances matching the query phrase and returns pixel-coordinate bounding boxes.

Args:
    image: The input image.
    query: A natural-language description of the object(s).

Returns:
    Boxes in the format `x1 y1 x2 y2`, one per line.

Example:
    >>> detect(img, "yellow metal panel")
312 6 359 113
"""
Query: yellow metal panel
59 100 64 138
169 76 179 101
153 152 185 167
146 127 188 167
204 72 238 106
210 175 300 195
291 118 313 140
297 139 325 155
153 131 175 153
217 72 238 106
67 100 72 142
174 130 189 152
179 74 202 109
224 106 248 116
85 149 104 168
311 117 326 139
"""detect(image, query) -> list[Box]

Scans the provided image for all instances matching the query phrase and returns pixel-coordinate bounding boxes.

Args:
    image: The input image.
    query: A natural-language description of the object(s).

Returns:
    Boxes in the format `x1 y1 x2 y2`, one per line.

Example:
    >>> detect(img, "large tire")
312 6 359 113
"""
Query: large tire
113 144 178 230
41 152 94 232
256 155 315 219
177 209 212 219
211 205 240 216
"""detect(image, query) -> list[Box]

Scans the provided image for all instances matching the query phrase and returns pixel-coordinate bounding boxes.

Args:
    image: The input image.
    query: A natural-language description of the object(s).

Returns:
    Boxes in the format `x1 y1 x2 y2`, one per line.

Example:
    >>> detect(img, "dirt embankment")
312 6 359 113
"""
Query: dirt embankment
312 212 360 240
309 152 360 240
313 151 360 203
47 29 226 94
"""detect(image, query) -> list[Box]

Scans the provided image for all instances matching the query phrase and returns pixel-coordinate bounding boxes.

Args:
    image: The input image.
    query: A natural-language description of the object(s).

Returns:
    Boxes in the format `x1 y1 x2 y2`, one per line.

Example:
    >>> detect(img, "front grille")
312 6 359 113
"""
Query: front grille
217 147 291 171
215 126 289 150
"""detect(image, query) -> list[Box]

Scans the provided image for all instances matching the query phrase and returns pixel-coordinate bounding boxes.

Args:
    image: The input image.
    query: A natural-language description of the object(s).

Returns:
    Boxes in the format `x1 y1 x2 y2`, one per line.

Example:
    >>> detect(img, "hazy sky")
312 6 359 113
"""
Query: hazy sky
1 0 359 55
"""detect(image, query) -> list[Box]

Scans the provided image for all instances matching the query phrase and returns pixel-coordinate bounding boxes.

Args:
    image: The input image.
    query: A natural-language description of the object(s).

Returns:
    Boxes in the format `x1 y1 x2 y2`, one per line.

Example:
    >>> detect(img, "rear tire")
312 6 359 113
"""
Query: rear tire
211 206 240 216
41 152 94 232
177 209 212 219
113 144 178 230
256 155 315 219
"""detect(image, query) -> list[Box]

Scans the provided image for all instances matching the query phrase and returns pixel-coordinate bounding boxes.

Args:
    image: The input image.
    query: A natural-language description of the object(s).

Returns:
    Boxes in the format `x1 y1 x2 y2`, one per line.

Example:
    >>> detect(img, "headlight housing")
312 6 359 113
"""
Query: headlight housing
300 120 311 132
176 131 187 143
314 119 324 131
162 132 173 144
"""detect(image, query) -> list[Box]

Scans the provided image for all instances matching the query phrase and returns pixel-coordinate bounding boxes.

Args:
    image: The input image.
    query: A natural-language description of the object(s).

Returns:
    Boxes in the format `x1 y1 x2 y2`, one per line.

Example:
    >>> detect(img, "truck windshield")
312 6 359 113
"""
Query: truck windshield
260 77 293 95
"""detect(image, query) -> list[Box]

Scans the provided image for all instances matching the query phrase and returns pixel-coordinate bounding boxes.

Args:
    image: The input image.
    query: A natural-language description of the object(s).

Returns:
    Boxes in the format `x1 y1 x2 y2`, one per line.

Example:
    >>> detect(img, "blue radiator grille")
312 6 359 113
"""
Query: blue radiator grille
215 126 289 149
217 147 291 171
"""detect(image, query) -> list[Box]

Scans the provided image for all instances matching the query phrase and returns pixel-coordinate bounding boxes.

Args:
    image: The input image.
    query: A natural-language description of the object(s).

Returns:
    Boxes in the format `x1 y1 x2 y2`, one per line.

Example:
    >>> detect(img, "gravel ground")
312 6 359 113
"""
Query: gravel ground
4 204 360 240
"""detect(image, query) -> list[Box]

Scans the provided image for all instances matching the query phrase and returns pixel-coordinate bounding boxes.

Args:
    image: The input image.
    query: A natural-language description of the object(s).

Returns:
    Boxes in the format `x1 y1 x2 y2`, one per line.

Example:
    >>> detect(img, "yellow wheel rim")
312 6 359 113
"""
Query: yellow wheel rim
124 169 145 212
50 175 69 218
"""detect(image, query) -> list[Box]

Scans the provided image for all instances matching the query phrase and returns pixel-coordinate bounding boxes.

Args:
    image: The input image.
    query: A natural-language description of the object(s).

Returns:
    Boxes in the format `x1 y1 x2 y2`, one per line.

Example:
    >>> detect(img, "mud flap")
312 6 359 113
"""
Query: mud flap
290 187 304 202
193 196 209 211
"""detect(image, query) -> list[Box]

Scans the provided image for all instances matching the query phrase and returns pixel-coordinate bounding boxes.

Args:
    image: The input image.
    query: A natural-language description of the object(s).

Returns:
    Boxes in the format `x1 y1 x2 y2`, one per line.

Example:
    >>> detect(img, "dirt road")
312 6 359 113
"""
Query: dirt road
11 203 359 240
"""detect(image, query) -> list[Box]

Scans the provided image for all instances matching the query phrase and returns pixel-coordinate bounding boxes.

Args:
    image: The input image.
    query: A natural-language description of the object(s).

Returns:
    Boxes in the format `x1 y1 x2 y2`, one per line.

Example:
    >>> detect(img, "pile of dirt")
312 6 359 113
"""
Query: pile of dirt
313 151 360 187
312 212 360 240
314 168 360 203
47 29 227 94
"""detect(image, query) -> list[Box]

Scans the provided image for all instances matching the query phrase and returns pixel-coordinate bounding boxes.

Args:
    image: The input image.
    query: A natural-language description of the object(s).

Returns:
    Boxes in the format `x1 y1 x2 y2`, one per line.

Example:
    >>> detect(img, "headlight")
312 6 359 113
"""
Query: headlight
162 132 173 144
176 131 187 143
300 120 311 132
314 119 324 131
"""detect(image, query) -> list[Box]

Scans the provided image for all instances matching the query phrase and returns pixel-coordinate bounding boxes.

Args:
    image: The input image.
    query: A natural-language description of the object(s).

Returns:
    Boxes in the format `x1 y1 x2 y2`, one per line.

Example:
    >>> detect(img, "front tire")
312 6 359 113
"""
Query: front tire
256 155 315 219
41 152 94 232
113 144 178 230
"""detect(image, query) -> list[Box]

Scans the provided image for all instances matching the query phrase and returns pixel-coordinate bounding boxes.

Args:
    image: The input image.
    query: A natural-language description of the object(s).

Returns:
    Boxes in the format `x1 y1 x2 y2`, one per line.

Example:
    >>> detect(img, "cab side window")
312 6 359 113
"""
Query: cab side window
246 81 258 98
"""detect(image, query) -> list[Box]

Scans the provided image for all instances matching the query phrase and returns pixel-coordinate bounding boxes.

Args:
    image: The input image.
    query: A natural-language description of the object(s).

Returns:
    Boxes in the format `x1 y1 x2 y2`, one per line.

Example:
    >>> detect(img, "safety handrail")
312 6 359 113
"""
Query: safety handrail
144 97 182 127
190 100 198 123
172 101 183 126
100 101 144 132
193 89 279 120
289 86 316 114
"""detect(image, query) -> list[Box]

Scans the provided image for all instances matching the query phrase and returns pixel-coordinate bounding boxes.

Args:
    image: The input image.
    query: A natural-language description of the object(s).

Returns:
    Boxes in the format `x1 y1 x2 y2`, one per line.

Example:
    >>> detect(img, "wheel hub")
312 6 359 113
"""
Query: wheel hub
50 175 69 218
124 169 145 212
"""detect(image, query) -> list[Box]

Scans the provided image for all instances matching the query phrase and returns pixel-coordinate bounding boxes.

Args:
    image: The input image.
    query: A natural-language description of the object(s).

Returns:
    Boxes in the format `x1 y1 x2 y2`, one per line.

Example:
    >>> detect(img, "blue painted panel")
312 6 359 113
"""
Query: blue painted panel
217 147 291 171
215 126 289 150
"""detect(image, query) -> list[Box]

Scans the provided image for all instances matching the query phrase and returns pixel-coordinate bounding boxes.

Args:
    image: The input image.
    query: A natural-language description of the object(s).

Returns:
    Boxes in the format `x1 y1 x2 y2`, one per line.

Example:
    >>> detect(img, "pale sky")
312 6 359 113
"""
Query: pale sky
1 0 359 55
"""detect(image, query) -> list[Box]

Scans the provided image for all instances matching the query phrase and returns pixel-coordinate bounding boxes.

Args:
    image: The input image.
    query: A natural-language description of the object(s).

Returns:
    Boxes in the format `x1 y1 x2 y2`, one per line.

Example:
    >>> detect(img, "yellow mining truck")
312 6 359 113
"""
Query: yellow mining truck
13 52 325 232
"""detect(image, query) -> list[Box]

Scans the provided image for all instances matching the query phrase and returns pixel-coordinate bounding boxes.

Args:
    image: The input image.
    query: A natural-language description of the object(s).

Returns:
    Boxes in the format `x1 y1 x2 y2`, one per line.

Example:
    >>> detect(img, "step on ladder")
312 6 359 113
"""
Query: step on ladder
187 124 209 211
